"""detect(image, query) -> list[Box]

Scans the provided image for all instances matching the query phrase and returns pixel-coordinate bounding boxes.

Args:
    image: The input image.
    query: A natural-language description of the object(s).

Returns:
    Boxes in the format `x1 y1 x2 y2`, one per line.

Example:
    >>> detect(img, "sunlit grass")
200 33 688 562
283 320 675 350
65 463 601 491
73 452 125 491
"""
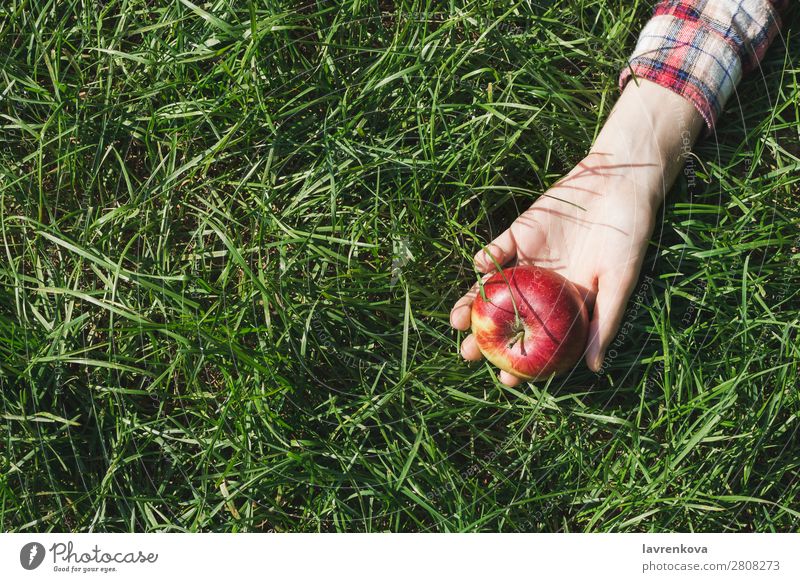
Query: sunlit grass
0 0 798 532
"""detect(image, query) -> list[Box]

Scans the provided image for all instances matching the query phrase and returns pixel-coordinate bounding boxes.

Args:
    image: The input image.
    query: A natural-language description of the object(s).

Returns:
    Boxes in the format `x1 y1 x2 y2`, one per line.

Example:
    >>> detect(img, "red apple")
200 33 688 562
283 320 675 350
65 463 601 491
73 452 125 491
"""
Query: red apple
470 265 589 380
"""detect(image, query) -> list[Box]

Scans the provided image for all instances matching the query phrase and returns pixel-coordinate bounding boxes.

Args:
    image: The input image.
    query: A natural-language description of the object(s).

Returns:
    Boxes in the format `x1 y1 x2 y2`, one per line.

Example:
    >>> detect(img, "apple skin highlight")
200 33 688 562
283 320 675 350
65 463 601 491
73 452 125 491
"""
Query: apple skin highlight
470 265 589 380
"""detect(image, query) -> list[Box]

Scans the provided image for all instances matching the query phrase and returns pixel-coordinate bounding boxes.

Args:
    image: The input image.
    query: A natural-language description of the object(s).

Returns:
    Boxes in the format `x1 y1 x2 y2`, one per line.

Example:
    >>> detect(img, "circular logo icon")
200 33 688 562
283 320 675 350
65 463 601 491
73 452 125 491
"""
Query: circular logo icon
20 542 46 570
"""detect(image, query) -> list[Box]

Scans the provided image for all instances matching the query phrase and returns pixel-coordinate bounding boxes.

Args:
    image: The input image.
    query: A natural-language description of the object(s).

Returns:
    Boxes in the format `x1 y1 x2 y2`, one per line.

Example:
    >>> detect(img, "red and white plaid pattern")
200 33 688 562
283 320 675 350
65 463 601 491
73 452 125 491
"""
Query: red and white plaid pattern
620 0 788 130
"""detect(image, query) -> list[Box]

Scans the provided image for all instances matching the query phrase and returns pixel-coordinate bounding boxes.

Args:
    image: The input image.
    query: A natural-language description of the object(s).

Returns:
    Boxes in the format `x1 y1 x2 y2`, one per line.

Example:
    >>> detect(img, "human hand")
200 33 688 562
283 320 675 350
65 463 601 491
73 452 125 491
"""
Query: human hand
450 153 659 385
450 79 704 386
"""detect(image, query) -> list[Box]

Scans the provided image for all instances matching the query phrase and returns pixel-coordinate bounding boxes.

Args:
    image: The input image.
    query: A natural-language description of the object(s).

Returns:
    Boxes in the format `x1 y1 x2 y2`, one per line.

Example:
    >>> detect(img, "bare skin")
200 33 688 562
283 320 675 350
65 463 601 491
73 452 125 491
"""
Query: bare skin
450 79 705 386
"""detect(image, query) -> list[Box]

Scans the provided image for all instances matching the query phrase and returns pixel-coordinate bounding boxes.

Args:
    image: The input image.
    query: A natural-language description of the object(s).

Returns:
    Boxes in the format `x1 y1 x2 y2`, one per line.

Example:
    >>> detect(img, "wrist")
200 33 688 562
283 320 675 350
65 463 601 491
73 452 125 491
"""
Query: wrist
589 78 705 207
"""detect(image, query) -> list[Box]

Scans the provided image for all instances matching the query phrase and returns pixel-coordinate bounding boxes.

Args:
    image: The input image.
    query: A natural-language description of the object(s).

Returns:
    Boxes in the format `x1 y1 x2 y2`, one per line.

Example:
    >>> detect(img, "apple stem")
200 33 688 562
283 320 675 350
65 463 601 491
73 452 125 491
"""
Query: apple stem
507 330 525 350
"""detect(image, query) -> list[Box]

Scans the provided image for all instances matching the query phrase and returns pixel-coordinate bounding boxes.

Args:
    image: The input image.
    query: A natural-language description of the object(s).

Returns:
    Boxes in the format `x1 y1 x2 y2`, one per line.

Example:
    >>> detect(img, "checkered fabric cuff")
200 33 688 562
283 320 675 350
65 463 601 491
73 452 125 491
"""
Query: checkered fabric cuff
620 0 786 131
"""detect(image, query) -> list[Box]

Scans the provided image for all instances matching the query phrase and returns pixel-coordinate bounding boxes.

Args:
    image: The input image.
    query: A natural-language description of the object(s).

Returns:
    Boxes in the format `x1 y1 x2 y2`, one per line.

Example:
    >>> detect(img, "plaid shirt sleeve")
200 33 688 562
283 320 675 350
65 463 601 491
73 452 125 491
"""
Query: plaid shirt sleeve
620 0 788 130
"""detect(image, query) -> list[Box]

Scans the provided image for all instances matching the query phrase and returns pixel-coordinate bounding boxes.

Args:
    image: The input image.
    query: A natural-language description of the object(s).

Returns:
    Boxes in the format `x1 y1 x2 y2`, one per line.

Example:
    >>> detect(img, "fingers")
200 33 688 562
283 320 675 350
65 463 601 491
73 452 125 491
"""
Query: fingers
460 336 524 386
455 215 548 382
460 334 483 361
460 335 524 385
459 335 525 388
499 371 523 387
450 280 479 331
453 227 520 330
585 271 639 372
449 272 495 331
473 227 517 273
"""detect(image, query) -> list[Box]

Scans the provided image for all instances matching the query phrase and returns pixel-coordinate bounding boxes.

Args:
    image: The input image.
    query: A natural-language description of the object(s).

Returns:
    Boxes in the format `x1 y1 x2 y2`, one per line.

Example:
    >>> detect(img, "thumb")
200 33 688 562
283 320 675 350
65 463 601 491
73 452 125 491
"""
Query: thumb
585 271 641 372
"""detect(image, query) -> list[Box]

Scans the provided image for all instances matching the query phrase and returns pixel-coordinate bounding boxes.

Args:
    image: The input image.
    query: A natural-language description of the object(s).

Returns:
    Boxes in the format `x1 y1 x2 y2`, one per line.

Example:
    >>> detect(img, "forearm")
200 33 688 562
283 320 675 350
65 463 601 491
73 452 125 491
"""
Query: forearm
588 78 704 208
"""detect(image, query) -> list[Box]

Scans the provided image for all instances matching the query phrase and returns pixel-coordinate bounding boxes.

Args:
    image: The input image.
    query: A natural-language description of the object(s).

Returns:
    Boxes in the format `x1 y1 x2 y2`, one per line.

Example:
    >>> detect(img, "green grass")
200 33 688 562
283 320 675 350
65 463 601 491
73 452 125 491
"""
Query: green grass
0 0 798 532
